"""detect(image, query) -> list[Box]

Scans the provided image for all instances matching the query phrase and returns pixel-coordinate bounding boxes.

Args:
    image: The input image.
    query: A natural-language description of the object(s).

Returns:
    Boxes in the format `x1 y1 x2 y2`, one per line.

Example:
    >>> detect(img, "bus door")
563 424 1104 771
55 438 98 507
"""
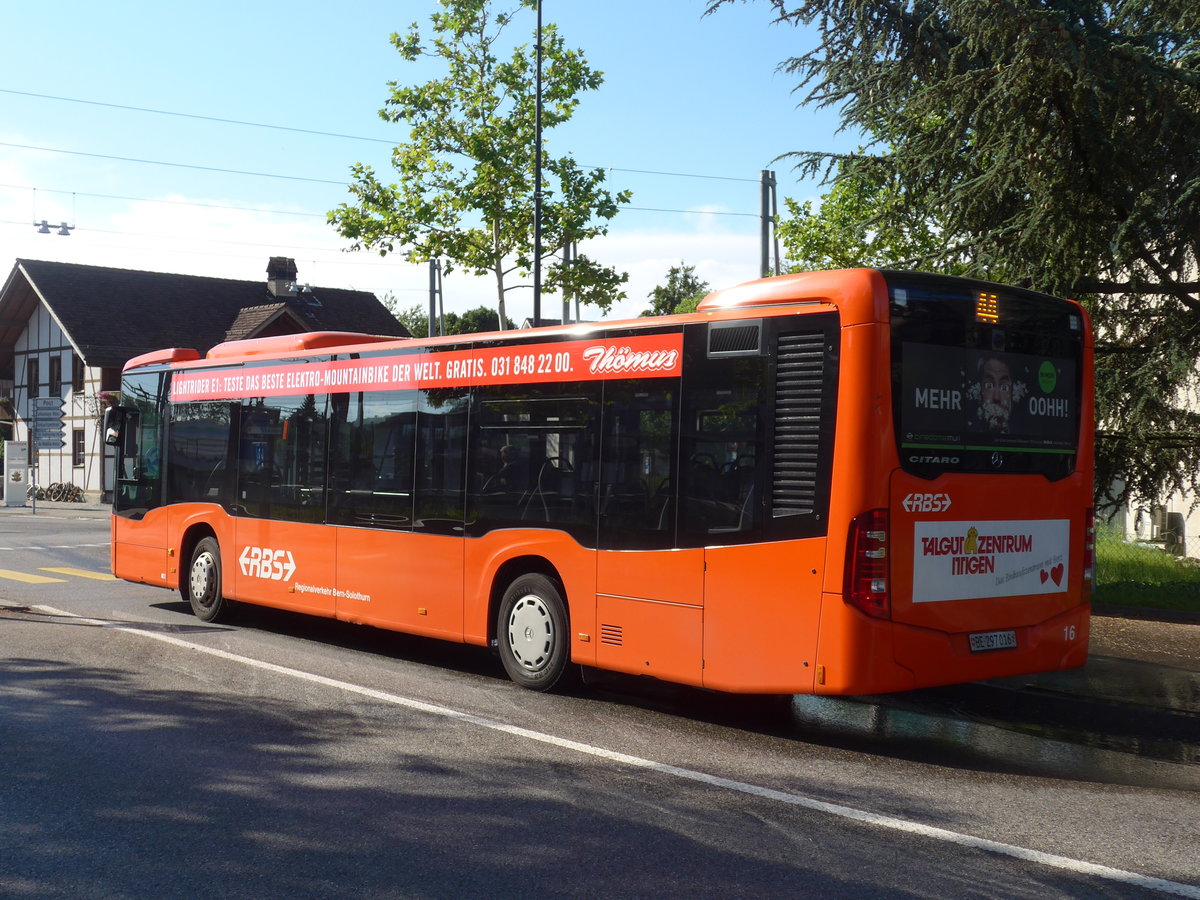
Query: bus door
331 386 466 639
693 320 836 694
231 394 336 616
111 370 169 585
595 376 704 686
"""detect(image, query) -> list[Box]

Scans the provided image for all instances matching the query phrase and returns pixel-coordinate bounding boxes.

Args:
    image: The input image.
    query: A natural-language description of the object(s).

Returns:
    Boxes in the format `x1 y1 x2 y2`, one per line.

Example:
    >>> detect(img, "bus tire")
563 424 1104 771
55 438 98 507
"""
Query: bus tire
497 573 574 692
185 537 233 623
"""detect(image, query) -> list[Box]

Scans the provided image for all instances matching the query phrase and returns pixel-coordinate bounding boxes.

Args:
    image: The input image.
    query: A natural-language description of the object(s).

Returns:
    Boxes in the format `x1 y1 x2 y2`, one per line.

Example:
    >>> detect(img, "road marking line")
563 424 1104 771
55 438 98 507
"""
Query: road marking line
24 603 1200 899
0 543 109 551
0 569 67 584
39 567 117 581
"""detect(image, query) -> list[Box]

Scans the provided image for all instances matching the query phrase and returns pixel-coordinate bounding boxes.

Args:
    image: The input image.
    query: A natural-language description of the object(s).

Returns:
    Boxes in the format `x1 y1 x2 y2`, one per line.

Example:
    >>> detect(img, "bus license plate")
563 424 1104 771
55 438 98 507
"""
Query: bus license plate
969 630 1018 653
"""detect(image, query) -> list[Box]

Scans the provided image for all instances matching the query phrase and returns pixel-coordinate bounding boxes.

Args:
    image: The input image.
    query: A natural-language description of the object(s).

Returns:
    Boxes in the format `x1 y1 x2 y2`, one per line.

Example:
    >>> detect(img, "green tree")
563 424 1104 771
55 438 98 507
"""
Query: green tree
330 0 630 330
392 302 514 336
778 162 956 273
709 0 1200 509
642 262 710 317
448 305 516 334
392 303 430 338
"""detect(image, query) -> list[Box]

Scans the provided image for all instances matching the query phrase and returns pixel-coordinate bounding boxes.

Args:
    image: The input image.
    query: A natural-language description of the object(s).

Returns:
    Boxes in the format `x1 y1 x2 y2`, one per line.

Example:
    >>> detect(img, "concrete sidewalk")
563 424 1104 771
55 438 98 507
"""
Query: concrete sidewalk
1 501 110 517
1091 606 1200 673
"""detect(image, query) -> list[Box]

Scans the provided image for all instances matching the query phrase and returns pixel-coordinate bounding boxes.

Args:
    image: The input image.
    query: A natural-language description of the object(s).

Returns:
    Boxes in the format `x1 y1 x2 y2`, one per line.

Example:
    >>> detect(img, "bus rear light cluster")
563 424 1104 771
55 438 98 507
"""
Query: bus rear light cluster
845 509 890 619
1082 507 1095 601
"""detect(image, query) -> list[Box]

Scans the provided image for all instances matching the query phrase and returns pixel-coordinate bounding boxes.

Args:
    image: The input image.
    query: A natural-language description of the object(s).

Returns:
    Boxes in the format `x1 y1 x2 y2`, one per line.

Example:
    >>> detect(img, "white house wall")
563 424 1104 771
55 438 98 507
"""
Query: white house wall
13 298 109 501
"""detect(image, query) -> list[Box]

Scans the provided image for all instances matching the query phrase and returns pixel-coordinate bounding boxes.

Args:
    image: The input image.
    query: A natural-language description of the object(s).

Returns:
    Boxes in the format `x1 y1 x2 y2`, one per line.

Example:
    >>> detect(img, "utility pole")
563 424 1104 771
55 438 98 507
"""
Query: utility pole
760 170 780 277
427 258 444 337
561 239 573 324
532 0 544 328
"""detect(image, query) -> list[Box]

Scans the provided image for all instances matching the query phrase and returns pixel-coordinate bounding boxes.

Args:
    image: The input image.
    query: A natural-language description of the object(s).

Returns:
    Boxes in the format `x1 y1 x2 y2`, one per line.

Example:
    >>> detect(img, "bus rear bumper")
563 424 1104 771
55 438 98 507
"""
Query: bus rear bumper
892 602 1092 691
813 600 1091 695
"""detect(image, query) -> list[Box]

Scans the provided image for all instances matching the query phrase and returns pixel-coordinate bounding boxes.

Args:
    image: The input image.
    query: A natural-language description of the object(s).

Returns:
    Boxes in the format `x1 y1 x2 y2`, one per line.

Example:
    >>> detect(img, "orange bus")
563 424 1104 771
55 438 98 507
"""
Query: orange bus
106 268 1094 695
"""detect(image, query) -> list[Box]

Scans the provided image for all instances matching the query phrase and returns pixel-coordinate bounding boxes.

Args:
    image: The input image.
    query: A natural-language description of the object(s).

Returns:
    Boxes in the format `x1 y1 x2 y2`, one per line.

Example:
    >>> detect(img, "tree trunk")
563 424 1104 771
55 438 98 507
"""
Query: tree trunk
495 263 507 331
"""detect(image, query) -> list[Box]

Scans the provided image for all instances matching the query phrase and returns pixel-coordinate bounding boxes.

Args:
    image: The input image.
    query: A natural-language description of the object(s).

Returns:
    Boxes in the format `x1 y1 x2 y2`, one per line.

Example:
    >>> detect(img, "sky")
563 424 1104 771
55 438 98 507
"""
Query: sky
0 0 858 325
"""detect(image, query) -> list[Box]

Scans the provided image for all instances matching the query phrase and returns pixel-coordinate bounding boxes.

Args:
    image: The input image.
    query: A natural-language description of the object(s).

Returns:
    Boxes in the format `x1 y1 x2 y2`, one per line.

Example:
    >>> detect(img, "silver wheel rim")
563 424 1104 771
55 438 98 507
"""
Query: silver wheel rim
190 552 216 606
506 593 554 672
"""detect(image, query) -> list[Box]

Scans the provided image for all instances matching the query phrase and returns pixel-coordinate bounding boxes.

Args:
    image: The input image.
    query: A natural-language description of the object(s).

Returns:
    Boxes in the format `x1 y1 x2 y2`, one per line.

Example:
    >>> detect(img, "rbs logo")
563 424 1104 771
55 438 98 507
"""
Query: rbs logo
239 546 297 581
902 492 953 513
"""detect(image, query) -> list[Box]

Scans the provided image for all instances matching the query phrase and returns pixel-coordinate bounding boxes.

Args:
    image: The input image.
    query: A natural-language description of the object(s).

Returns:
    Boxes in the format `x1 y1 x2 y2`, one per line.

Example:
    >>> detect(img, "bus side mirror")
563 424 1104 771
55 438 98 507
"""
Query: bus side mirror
103 406 126 446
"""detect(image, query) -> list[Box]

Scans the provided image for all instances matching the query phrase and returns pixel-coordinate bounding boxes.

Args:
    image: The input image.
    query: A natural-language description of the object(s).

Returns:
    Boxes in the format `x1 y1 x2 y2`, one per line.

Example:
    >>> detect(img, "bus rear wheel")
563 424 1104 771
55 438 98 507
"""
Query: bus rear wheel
185 537 233 623
497 573 574 692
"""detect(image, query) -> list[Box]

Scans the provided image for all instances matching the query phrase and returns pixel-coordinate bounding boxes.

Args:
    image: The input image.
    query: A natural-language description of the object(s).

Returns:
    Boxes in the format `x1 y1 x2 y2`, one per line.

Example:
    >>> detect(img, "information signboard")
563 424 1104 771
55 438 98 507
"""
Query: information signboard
31 397 65 450
4 440 28 506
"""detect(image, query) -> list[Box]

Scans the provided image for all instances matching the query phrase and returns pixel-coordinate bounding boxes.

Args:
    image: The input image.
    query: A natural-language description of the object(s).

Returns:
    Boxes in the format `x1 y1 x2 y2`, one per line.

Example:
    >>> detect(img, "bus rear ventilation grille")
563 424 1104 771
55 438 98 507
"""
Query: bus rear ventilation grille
708 323 761 356
600 624 624 647
772 332 825 516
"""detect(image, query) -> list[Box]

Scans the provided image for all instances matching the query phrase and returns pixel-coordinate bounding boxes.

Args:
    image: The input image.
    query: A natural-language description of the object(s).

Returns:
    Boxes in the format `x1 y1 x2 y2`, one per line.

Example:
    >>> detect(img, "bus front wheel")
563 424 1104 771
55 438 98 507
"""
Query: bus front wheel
497 573 574 692
185 537 233 623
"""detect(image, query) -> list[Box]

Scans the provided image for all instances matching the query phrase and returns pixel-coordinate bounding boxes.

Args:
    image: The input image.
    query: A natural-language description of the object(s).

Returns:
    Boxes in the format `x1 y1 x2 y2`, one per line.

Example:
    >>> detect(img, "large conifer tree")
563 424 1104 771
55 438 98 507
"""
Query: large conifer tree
710 0 1200 507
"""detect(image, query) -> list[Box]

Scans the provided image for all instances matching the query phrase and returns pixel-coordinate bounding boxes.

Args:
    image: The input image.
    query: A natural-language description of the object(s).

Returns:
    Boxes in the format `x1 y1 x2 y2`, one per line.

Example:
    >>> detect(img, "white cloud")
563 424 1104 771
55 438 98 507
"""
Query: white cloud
2 177 769 330
583 227 763 320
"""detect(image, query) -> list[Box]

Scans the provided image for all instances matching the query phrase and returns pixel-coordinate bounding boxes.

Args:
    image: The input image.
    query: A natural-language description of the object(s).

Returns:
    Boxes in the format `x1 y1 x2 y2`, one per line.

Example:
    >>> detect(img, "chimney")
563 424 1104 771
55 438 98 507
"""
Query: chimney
266 257 299 297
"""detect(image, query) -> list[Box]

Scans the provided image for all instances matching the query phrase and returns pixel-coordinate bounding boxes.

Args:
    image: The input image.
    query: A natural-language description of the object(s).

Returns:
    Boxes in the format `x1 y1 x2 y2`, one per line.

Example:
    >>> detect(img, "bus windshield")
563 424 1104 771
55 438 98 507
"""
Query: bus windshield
888 273 1084 480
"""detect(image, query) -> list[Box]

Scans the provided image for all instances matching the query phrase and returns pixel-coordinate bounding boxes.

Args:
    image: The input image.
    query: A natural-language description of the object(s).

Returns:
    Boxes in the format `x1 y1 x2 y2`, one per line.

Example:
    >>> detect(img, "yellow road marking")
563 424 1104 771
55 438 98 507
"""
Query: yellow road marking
40 567 117 581
0 569 67 584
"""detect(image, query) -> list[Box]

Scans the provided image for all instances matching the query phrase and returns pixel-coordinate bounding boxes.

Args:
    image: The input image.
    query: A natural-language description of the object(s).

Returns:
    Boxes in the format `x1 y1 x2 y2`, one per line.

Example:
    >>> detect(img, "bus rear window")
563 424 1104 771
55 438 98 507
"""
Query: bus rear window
887 273 1083 480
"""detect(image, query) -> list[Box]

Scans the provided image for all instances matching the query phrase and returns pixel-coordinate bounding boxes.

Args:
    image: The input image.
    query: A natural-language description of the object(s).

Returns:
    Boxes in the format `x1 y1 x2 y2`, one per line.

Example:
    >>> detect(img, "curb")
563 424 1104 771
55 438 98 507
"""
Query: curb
0 502 109 515
1093 603 1200 626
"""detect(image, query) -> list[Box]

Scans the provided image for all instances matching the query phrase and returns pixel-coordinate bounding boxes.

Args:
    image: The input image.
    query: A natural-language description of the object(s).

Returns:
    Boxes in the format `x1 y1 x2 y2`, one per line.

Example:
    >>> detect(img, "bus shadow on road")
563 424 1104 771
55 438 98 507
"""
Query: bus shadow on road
146 598 1199 792
149 599 503 680
2 602 232 637
576 667 1200 792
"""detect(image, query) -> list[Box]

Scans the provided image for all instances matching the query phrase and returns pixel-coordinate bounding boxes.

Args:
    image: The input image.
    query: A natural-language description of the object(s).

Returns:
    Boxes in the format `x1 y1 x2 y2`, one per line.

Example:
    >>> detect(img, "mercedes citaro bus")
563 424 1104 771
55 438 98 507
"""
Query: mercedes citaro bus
106 268 1094 694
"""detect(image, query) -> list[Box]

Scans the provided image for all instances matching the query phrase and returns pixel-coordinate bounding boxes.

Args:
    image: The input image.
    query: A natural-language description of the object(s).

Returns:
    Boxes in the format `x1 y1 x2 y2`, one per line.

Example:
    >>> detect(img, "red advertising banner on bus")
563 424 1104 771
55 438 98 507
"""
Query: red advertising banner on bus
170 333 683 402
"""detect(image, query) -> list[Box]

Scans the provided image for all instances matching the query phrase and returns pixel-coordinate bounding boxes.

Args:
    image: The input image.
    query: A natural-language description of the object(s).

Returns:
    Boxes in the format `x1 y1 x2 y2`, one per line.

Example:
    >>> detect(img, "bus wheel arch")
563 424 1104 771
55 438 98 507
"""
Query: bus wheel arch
181 528 234 623
491 558 576 692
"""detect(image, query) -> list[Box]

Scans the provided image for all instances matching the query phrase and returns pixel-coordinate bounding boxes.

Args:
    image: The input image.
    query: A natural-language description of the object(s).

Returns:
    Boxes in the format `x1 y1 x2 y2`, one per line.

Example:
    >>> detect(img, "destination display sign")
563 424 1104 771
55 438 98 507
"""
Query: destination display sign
169 333 684 402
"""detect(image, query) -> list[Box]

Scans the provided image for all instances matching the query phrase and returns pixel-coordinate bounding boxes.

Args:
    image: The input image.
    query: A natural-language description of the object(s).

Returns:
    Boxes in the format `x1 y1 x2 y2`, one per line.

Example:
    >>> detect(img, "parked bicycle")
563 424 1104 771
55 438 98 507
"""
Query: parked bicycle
26 482 85 503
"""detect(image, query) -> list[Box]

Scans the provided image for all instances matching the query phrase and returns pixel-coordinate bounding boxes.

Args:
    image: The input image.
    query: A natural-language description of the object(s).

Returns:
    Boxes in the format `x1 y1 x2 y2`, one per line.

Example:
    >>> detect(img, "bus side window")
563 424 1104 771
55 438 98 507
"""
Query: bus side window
678 330 766 546
330 389 416 530
167 401 236 506
467 384 598 539
598 381 678 550
237 394 328 523
413 387 469 535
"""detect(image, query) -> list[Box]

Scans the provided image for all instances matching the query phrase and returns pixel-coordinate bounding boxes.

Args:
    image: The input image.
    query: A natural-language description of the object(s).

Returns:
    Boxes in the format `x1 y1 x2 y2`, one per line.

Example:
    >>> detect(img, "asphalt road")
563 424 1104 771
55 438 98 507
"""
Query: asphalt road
2 510 1198 899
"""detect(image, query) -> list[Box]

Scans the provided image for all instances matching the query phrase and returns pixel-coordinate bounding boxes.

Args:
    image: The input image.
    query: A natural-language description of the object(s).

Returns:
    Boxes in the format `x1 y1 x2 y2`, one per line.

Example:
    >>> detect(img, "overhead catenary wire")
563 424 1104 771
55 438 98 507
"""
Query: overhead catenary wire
2 87 781 279
0 217 434 281
0 88 397 144
0 141 348 186
1 180 760 221
0 216 421 260
0 87 767 184
0 183 327 219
